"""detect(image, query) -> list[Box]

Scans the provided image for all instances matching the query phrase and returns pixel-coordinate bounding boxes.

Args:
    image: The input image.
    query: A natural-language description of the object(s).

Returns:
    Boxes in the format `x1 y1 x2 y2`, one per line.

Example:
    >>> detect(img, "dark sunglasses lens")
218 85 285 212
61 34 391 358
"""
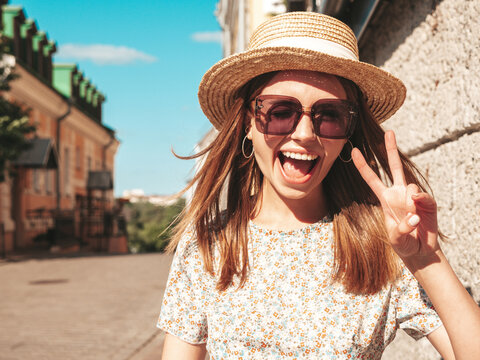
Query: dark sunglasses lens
256 96 357 138
312 101 355 138
263 100 299 135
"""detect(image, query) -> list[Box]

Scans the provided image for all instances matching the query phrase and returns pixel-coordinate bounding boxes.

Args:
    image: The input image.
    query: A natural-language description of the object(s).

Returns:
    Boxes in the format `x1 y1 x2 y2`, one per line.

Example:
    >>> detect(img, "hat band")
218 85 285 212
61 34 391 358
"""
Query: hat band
258 36 358 61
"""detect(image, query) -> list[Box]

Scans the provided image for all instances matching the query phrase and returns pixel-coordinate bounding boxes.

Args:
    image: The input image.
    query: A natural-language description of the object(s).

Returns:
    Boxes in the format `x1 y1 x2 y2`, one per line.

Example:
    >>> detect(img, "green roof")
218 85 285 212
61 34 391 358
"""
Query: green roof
32 30 46 51
43 40 56 56
2 3 107 122
20 18 36 38
52 64 77 97
1 6 23 38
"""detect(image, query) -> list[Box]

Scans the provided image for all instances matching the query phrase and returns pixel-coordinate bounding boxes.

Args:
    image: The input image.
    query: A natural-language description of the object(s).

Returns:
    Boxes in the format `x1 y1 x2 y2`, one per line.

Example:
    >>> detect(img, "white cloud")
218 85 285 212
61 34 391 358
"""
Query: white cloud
191 31 222 44
55 44 157 65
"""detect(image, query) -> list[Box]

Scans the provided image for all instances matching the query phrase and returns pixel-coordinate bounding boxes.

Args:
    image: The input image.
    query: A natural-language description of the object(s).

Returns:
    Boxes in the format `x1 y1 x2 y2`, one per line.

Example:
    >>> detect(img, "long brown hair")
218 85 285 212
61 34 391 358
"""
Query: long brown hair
169 71 433 295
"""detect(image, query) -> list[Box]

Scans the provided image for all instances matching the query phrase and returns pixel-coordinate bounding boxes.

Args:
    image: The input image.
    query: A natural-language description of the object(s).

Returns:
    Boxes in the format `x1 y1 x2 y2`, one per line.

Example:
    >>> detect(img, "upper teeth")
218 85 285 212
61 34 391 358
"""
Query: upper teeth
282 151 318 161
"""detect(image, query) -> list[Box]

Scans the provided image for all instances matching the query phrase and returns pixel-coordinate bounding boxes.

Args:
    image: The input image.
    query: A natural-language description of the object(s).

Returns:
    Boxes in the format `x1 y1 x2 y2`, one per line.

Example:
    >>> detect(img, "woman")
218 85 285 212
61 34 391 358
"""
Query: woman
158 12 480 359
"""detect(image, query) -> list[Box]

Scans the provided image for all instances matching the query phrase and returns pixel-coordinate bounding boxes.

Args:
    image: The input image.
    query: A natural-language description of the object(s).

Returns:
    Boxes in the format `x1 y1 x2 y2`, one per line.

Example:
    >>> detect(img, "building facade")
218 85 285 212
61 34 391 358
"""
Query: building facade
0 2 126 255
212 1 480 359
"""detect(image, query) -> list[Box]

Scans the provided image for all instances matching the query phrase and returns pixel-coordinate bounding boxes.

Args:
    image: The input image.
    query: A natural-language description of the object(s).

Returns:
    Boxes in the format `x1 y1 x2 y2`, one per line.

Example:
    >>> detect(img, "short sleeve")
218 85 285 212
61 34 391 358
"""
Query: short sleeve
157 232 208 344
396 264 443 340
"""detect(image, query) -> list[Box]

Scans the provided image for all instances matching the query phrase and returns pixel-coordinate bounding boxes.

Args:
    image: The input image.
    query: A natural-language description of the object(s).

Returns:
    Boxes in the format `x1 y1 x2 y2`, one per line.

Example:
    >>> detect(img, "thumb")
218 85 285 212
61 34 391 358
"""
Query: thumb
390 213 422 257
394 212 420 238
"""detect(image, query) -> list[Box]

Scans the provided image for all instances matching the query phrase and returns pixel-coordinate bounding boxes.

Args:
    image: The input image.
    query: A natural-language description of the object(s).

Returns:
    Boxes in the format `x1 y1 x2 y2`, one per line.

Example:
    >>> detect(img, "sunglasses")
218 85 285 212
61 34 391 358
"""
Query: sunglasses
254 95 358 139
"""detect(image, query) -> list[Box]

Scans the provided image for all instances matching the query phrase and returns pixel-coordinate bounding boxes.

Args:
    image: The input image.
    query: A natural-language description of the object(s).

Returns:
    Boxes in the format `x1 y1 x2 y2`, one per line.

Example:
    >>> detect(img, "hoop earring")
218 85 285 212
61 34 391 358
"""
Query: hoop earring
242 135 254 158
339 139 353 163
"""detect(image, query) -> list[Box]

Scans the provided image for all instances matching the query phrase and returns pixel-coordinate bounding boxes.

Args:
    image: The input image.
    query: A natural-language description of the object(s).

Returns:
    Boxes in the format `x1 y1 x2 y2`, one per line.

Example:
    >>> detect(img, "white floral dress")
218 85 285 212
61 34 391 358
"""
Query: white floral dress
157 219 442 359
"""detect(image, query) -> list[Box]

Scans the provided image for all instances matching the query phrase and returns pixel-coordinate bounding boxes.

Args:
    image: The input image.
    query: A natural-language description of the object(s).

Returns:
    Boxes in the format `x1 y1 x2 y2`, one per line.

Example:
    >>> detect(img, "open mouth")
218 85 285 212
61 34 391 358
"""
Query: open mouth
278 151 319 180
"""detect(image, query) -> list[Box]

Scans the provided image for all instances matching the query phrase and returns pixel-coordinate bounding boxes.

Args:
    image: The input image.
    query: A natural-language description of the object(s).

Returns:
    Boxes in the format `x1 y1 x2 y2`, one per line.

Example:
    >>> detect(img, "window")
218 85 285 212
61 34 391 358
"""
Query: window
64 148 70 194
33 169 40 193
264 0 287 15
45 169 53 194
76 146 81 170
287 0 306 12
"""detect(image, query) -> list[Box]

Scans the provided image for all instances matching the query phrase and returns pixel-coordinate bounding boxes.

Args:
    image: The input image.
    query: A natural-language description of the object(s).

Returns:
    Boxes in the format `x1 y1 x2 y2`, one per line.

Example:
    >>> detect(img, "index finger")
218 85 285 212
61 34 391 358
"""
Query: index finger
385 131 407 186
352 148 386 198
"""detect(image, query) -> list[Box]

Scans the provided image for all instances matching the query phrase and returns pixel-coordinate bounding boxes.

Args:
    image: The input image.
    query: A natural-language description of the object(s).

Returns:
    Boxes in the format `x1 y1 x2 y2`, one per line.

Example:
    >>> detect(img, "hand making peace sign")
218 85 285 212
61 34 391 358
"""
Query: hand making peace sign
352 131 441 259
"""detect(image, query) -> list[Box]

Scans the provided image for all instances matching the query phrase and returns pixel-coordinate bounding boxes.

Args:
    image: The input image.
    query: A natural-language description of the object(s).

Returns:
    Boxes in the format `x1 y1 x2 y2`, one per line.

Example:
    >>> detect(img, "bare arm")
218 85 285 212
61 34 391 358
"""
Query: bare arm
162 333 207 360
352 131 480 359
427 325 455 360
404 250 480 359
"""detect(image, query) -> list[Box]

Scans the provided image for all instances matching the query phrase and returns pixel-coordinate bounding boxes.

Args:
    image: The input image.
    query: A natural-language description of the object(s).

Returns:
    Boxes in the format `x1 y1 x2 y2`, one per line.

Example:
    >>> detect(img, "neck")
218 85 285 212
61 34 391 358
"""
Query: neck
252 182 329 231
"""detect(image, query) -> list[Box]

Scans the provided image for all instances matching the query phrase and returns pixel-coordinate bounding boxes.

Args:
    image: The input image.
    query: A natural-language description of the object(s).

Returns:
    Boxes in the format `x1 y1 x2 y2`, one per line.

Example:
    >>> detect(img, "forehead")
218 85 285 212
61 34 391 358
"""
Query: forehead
262 70 347 100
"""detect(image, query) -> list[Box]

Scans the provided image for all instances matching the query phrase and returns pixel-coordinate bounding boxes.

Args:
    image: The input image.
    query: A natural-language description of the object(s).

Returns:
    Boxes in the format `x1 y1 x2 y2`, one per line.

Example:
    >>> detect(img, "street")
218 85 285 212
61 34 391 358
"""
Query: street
0 250 437 360
0 252 172 360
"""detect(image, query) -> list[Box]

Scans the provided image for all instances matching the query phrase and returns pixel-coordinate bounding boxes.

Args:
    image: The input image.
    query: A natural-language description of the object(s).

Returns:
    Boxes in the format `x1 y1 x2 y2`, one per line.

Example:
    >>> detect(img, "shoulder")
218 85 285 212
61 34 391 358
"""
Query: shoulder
170 228 206 277
176 228 200 258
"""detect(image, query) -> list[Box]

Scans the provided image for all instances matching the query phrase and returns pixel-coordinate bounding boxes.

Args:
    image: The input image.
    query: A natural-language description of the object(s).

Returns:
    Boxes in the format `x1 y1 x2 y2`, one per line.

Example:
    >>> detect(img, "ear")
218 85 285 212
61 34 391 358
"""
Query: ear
244 112 254 140
246 124 253 140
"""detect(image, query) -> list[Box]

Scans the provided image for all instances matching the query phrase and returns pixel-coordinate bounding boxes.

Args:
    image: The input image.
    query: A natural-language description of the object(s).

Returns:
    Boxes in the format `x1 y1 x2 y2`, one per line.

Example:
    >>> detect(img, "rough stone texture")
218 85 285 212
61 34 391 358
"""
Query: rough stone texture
383 132 480 360
0 253 173 360
362 0 480 154
413 132 480 298
383 331 440 360
362 0 480 358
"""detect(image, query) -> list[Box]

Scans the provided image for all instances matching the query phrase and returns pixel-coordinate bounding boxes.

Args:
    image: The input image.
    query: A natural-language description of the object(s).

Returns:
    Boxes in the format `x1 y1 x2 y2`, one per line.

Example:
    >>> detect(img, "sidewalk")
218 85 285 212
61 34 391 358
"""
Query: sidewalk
0 251 173 360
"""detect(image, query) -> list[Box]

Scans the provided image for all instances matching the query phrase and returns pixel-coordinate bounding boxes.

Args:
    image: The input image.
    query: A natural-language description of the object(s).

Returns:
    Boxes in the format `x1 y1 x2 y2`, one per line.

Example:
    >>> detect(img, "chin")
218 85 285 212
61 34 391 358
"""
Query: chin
271 180 324 202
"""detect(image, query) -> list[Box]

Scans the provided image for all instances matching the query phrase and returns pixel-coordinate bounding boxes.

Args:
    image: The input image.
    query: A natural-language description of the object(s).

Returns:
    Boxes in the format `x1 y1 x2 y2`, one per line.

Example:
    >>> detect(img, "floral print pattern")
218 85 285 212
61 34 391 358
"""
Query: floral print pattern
157 220 442 359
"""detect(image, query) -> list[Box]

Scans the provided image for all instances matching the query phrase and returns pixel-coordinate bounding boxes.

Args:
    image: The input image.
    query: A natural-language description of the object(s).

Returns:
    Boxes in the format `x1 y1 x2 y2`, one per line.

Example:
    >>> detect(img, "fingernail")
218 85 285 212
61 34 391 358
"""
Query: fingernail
408 214 420 227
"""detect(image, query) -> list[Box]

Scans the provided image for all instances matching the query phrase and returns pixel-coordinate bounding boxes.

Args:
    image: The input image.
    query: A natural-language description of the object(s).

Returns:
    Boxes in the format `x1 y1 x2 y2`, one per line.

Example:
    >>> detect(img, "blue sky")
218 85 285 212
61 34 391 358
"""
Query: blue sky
10 0 223 197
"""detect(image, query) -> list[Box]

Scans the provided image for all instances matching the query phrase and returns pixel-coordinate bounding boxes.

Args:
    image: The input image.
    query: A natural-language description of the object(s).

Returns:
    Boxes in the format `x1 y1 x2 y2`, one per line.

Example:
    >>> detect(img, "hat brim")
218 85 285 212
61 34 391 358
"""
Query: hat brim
198 47 406 129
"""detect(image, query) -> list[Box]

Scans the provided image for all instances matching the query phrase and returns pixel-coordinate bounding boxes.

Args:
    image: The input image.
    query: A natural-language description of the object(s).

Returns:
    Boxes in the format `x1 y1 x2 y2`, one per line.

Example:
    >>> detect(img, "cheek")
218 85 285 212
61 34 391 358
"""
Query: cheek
250 117 283 153
251 133 281 160
250 133 285 179
321 139 347 165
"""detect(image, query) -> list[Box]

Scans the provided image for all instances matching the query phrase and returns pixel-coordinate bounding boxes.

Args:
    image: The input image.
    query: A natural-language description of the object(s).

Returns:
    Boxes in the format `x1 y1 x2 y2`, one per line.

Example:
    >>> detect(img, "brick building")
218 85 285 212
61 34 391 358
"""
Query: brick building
0 2 127 255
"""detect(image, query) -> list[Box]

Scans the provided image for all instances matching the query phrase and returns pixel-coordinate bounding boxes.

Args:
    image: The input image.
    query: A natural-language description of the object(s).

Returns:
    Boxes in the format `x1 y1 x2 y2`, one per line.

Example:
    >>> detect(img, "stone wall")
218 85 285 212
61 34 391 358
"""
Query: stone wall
361 0 480 358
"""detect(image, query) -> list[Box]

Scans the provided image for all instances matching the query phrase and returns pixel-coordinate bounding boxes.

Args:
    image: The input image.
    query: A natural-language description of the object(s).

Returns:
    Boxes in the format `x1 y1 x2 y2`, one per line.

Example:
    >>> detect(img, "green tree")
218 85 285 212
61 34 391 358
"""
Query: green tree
126 198 185 253
0 35 35 182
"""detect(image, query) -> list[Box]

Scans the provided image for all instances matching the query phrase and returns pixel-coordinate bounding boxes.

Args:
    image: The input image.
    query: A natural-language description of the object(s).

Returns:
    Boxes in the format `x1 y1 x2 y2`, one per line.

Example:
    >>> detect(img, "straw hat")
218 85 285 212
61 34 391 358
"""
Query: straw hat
198 12 406 130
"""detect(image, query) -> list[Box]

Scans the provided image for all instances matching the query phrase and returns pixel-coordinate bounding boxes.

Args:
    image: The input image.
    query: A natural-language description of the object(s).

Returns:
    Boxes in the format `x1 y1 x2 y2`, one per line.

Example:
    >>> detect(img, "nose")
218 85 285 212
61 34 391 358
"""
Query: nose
291 112 316 142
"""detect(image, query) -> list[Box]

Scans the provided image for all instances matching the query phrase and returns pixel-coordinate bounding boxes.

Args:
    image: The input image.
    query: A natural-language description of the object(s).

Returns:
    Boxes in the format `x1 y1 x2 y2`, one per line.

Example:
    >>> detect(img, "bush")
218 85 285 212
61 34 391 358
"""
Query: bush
126 198 185 253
